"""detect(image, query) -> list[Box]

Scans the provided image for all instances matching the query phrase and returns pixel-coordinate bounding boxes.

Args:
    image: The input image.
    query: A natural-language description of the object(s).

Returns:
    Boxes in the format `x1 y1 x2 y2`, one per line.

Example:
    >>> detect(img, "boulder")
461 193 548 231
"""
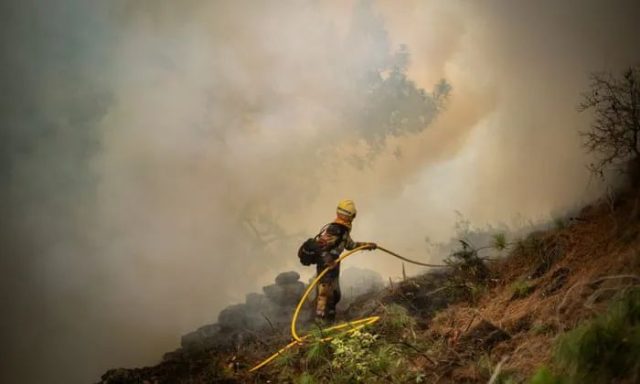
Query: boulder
263 281 305 306
218 303 249 329
275 271 301 285
245 292 266 308
180 323 221 349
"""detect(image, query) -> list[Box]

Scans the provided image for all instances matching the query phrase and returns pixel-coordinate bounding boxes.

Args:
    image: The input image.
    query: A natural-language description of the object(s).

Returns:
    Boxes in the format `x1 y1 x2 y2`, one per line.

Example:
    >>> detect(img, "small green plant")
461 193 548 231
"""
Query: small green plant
493 233 508 251
297 372 318 384
511 279 535 299
529 366 565 384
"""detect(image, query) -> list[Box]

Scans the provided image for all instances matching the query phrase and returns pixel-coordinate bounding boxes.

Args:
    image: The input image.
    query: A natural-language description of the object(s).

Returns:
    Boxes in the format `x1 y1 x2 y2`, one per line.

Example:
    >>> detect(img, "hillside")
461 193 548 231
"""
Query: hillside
100 187 640 383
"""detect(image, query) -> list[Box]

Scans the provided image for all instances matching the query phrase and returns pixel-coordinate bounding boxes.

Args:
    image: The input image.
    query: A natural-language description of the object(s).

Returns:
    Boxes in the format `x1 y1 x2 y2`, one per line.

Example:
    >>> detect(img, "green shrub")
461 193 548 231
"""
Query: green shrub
330 330 384 381
328 330 413 383
553 287 640 383
445 241 490 283
530 287 640 383
444 241 491 304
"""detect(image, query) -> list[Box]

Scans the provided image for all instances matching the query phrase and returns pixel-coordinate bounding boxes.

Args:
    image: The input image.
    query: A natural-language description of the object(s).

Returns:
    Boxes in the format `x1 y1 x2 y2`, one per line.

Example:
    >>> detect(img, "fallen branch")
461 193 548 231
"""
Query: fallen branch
487 355 509 384
463 313 478 333
556 274 640 329
261 312 278 334
583 285 635 310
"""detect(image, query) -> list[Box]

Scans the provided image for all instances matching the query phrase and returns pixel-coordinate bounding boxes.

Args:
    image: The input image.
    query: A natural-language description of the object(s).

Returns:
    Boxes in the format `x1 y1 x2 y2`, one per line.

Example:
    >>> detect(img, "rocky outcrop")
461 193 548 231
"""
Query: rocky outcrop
263 271 306 306
180 271 309 351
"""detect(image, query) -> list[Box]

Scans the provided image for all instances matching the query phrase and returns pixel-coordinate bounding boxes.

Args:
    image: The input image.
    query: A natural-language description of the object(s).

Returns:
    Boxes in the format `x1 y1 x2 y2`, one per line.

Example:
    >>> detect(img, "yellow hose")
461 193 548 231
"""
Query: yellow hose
249 245 445 372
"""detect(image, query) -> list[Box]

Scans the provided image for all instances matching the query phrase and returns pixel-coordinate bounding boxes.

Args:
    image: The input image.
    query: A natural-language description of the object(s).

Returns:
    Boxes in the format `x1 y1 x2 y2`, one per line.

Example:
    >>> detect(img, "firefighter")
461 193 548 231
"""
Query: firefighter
314 199 376 321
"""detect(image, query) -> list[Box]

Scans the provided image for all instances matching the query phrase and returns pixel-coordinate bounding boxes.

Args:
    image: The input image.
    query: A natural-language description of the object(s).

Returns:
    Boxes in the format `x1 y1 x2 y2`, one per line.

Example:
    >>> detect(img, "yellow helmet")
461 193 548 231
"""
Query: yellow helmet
336 199 357 219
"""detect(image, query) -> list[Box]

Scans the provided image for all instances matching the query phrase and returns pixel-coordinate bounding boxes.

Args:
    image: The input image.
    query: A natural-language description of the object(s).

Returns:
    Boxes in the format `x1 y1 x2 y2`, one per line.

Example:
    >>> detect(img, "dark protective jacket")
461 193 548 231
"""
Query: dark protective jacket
314 222 364 280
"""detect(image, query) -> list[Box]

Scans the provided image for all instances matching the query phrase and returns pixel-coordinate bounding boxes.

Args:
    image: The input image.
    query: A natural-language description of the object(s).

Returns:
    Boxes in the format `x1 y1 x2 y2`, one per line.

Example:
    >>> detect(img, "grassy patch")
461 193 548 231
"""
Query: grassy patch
378 303 416 335
554 287 640 383
530 287 640 383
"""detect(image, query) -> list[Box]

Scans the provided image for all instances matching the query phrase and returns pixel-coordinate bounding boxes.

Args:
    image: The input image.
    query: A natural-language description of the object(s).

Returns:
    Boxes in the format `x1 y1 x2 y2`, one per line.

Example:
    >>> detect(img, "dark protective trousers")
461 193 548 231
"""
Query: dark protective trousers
315 276 341 321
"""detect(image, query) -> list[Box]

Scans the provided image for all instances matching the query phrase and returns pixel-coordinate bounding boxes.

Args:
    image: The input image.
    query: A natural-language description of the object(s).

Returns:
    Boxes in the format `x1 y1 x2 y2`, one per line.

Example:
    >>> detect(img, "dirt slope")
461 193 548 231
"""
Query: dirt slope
99 189 640 383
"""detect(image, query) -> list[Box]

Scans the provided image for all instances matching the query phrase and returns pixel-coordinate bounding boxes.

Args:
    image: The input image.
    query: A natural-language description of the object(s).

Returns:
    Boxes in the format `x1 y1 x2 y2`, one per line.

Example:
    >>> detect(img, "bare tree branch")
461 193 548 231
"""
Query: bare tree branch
579 67 640 175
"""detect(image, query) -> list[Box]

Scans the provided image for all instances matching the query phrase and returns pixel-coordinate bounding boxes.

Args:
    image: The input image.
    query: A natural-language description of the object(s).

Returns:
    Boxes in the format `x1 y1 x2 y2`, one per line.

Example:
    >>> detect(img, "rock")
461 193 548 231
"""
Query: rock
218 304 248 329
263 281 305 306
245 292 266 308
181 323 221 349
275 271 300 285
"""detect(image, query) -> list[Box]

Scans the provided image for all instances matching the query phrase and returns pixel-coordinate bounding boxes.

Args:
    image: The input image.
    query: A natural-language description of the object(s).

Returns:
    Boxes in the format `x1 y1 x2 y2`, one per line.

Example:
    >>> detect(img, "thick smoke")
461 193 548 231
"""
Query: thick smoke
1 1 639 383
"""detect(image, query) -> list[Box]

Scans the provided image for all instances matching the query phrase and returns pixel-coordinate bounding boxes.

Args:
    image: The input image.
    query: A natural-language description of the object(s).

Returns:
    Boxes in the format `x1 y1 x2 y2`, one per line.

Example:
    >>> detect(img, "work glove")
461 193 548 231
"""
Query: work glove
365 242 377 251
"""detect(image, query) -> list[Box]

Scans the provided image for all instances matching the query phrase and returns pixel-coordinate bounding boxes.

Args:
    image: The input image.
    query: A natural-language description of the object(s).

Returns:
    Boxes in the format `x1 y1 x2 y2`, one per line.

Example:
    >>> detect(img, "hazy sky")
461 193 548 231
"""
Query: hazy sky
1 1 639 383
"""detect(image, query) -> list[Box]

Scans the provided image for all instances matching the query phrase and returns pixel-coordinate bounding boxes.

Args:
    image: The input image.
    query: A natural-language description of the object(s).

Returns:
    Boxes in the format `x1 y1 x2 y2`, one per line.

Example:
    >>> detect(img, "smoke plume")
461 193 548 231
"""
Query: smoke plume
1 1 639 382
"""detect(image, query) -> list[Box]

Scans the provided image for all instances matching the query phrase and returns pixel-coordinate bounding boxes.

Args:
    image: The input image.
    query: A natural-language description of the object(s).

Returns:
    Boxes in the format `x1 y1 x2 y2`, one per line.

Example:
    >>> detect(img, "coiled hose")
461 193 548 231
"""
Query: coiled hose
249 245 446 372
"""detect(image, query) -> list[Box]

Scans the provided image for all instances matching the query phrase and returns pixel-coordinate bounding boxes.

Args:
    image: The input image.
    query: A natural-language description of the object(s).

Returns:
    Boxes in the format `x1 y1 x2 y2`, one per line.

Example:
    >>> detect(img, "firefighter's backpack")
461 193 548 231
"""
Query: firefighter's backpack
297 237 322 266
297 223 349 266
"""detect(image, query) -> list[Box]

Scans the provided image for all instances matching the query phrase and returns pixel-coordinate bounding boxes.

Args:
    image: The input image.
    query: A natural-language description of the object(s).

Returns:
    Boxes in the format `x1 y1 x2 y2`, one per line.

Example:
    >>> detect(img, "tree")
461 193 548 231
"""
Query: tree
579 67 640 176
